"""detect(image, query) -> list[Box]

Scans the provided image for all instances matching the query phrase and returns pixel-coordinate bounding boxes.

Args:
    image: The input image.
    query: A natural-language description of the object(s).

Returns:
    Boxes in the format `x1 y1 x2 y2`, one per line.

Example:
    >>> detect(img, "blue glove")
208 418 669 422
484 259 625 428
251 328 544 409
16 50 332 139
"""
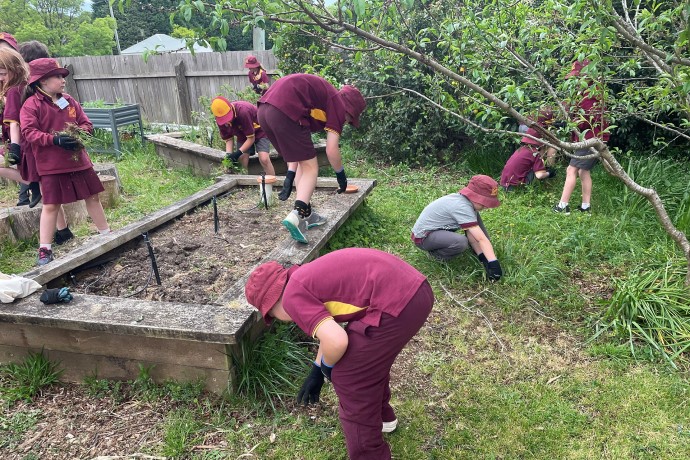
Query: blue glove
40 287 73 304
320 357 333 381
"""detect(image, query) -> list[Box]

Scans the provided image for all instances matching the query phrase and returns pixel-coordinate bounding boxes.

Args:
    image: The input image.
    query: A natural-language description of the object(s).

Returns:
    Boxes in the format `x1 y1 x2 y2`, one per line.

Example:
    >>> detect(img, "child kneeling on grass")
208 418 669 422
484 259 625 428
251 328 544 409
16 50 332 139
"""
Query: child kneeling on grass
20 58 110 266
245 247 435 460
412 174 503 281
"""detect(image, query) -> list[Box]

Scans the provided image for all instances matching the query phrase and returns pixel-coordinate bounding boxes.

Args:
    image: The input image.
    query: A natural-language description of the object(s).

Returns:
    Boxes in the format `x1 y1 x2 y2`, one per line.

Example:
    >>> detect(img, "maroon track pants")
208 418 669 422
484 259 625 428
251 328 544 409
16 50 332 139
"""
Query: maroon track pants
331 280 434 460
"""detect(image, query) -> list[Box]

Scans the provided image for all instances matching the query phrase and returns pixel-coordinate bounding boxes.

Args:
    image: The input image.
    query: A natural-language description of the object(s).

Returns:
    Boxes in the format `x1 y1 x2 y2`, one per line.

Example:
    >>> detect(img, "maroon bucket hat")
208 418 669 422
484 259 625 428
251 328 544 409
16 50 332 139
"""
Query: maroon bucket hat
339 85 366 128
521 127 544 146
0 32 18 51
459 175 501 209
244 55 261 69
245 261 290 325
28 58 69 85
567 59 590 78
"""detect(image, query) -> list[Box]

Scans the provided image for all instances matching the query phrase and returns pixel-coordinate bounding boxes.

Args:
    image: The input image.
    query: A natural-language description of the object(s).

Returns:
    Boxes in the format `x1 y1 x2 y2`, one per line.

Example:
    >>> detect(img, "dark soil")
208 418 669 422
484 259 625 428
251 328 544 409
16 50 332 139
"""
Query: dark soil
71 187 330 304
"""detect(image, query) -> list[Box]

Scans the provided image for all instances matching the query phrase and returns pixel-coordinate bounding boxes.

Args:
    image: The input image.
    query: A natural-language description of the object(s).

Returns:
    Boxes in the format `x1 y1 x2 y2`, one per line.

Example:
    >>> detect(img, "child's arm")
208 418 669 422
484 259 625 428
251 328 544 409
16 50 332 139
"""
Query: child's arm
72 100 94 134
314 318 348 367
20 103 53 147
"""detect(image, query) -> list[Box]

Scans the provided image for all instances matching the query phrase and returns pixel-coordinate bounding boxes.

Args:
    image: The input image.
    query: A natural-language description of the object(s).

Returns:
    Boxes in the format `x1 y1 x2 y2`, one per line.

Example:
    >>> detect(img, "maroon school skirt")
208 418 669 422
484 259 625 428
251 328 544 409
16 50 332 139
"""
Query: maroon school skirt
40 168 104 205
257 103 317 162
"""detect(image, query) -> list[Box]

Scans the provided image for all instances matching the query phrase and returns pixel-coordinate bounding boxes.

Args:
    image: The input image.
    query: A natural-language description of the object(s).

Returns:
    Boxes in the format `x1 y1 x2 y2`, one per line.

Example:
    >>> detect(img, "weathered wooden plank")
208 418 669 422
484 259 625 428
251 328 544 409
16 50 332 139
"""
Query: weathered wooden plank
21 176 239 286
0 323 230 369
0 344 233 394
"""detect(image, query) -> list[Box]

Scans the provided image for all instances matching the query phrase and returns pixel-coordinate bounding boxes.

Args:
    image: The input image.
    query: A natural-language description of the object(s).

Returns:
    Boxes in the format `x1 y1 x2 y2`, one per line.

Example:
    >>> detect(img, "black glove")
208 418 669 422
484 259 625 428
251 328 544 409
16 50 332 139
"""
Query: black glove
7 143 21 165
40 287 74 305
486 260 503 282
320 357 333 381
546 167 557 179
53 135 80 151
553 120 567 128
225 149 244 162
296 362 325 406
476 252 490 271
335 169 347 194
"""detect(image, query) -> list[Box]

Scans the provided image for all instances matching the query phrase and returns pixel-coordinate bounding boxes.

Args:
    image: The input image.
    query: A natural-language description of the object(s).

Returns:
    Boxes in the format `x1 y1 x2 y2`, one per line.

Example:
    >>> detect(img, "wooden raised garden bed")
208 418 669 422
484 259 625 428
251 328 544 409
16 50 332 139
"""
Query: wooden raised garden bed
0 174 376 393
146 133 330 177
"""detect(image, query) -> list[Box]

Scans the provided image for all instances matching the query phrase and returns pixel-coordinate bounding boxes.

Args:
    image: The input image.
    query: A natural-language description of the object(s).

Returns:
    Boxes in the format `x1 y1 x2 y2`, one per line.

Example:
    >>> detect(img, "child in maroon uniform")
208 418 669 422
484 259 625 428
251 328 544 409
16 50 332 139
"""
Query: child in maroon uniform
500 127 557 191
245 248 435 460
244 55 271 96
257 73 366 243
0 46 41 204
20 58 110 265
210 96 275 176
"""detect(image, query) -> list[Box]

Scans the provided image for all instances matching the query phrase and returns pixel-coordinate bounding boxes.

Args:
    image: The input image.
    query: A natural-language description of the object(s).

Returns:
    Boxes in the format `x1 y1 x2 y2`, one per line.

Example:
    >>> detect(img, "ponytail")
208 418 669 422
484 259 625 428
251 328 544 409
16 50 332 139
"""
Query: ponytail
21 82 38 105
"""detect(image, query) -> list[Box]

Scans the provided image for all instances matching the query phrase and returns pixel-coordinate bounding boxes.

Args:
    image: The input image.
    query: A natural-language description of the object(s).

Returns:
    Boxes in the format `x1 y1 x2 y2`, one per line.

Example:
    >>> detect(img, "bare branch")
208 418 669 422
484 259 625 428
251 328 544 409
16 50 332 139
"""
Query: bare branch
632 114 690 141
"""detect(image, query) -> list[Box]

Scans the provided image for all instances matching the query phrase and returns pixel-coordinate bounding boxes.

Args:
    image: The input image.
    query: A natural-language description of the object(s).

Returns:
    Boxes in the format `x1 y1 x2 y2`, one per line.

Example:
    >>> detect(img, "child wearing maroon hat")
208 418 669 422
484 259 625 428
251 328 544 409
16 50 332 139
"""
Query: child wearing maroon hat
210 96 275 176
257 73 367 243
0 47 42 205
500 127 557 191
553 60 609 215
0 32 18 51
244 55 271 96
245 247 434 460
20 58 110 266
412 174 503 281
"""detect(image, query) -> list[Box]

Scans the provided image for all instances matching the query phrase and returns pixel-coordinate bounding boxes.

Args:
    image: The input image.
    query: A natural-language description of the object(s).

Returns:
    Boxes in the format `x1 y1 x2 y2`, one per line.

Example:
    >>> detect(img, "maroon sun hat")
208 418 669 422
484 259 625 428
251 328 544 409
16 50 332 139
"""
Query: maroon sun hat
28 58 69 85
339 85 366 128
459 175 501 209
567 59 590 78
244 55 261 69
245 261 290 325
0 32 18 51
521 127 544 146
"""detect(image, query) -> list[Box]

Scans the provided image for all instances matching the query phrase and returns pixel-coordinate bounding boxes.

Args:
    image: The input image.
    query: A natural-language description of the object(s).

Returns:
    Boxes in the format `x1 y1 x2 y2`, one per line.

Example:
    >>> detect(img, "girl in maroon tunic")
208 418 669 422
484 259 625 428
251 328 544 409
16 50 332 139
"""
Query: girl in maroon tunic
0 47 41 203
244 55 271 96
20 58 110 266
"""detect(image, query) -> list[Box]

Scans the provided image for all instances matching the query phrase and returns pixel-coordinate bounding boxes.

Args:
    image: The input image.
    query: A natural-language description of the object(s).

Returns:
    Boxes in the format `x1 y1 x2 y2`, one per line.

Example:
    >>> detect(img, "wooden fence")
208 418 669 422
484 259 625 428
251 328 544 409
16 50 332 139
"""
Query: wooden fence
60 50 277 125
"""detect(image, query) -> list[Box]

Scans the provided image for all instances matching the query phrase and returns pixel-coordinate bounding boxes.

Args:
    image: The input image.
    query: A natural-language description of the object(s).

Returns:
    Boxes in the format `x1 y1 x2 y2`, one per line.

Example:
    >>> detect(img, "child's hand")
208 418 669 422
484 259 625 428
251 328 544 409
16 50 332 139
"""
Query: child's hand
53 134 80 151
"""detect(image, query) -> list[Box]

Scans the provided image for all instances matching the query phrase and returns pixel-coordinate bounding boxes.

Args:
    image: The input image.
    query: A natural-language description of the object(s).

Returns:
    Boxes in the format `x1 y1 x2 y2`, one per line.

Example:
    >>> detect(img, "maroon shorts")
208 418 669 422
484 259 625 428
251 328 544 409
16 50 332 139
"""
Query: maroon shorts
257 103 316 162
40 168 104 205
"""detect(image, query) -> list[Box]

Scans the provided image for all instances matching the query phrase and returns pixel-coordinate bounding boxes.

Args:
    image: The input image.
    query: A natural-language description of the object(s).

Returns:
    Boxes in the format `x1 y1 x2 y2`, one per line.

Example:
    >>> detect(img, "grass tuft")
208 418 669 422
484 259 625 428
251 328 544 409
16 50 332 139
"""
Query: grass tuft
0 350 62 404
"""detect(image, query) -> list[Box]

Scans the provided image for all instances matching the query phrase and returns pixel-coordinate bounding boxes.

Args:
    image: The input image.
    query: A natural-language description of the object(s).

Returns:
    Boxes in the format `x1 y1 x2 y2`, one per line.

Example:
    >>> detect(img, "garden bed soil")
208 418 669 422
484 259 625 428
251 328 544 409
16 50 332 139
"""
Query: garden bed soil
70 187 331 304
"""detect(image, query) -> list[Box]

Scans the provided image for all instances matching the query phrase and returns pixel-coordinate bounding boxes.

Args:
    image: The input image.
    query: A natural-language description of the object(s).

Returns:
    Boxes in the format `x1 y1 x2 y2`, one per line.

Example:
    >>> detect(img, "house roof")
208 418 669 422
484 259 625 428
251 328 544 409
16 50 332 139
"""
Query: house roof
121 34 213 55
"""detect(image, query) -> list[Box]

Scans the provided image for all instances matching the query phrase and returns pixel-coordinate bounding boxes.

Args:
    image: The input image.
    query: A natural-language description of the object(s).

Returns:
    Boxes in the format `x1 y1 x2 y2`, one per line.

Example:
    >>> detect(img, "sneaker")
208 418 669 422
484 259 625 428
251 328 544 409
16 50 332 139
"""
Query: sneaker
281 210 308 243
382 419 398 433
54 227 74 245
305 212 327 229
552 204 570 215
576 205 591 214
37 247 54 266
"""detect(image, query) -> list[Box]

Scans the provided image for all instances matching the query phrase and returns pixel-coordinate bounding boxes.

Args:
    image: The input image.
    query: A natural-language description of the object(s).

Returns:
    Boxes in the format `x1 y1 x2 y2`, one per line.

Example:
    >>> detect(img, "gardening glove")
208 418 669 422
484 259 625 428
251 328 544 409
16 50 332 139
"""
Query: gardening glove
485 260 503 282
40 287 73 305
476 252 490 271
225 149 244 162
335 168 347 194
53 134 80 151
7 143 21 165
552 120 567 129
546 167 557 179
320 357 333 382
296 362 325 406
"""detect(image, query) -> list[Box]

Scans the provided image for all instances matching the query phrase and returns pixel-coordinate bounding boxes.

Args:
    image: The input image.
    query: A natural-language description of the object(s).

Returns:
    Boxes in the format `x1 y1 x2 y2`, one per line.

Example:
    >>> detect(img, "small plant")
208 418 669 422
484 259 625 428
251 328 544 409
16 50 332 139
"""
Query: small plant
233 323 314 411
0 410 41 450
161 408 203 458
596 263 690 369
1 350 62 403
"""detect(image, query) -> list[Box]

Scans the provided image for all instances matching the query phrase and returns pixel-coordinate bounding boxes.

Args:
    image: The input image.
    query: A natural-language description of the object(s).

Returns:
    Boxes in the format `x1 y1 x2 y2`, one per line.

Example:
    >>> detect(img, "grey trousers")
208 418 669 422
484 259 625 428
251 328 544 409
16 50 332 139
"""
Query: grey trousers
417 214 490 261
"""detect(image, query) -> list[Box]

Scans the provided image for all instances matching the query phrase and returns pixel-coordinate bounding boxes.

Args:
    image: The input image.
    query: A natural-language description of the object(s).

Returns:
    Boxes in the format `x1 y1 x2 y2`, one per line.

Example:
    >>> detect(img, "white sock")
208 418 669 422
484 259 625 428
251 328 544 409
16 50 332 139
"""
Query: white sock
558 201 569 208
40 243 52 250
580 203 590 209
99 228 111 235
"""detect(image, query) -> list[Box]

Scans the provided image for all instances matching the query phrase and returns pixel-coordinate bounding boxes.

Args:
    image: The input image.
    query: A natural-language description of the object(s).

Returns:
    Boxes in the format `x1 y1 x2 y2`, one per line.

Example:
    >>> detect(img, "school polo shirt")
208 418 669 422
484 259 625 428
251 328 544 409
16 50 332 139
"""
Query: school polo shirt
572 92 609 142
217 101 267 145
248 69 270 87
20 92 93 176
258 73 347 135
282 248 427 338
411 193 480 239
1 85 24 142
500 145 545 187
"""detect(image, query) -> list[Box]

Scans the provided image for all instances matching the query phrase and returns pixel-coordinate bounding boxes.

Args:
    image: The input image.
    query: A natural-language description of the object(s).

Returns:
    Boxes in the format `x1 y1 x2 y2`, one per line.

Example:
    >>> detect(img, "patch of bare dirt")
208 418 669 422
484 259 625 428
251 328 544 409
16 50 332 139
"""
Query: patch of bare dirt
71 188 329 304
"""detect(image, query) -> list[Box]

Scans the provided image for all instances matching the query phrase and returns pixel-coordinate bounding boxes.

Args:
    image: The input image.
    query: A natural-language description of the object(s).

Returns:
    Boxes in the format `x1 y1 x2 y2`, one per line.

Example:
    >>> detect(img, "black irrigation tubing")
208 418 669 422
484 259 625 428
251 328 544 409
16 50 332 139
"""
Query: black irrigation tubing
142 232 162 286
123 265 155 299
213 195 219 234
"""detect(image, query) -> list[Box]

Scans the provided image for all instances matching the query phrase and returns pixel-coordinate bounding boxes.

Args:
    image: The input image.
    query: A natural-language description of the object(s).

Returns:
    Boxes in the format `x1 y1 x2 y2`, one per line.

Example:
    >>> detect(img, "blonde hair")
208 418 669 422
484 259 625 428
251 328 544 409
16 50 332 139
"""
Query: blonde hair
0 48 28 98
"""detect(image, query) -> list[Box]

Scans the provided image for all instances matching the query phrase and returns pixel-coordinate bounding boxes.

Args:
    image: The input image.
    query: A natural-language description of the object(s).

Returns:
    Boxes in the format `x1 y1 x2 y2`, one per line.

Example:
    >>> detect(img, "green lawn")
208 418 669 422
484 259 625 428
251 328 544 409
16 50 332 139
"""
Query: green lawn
1 140 689 459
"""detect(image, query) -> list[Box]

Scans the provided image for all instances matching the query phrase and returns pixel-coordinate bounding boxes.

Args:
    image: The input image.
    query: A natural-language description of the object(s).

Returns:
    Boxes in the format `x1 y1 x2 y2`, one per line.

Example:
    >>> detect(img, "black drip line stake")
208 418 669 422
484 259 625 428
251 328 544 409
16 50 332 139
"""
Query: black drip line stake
142 232 162 286
261 172 268 210
213 195 219 234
